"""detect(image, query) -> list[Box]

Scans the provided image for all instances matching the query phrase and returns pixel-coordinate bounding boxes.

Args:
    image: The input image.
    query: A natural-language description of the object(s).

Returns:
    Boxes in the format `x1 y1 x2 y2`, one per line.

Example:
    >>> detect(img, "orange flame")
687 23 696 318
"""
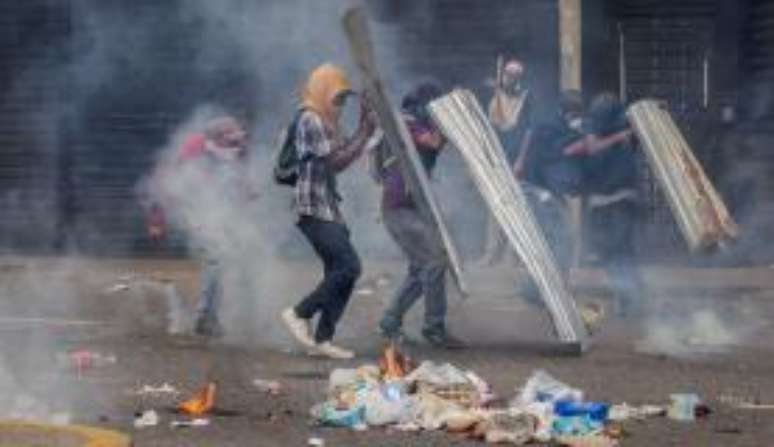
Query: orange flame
178 382 217 416
379 342 411 379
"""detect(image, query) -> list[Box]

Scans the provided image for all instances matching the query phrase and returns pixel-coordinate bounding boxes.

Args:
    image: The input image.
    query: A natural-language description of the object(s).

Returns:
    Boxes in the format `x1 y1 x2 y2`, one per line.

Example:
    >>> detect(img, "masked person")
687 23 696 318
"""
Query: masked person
480 58 535 266
519 91 586 304
371 83 466 349
146 115 251 337
564 92 644 318
280 63 377 359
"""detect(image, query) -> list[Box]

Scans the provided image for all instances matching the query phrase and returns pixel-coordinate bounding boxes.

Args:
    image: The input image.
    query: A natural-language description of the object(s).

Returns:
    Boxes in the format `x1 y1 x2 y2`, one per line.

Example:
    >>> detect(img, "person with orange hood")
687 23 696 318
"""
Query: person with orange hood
281 63 377 359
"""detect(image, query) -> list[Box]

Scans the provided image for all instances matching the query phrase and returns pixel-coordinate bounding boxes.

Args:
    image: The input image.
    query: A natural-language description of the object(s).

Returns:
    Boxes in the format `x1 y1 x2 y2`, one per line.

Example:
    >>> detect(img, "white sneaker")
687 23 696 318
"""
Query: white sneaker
281 308 315 348
308 341 355 359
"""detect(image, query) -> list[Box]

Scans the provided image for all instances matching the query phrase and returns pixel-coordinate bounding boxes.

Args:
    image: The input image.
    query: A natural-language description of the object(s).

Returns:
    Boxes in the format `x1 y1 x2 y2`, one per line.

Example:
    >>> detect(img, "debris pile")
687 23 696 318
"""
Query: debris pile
309 346 702 445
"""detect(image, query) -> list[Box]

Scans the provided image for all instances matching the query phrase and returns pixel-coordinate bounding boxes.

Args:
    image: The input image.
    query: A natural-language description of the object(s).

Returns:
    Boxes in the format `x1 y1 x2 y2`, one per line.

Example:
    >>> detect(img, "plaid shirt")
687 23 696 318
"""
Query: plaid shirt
293 110 343 222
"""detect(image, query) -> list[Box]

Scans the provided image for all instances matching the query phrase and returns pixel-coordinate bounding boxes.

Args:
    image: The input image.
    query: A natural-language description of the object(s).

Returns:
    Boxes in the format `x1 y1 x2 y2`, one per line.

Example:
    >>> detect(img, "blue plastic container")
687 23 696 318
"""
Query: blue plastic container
553 400 611 422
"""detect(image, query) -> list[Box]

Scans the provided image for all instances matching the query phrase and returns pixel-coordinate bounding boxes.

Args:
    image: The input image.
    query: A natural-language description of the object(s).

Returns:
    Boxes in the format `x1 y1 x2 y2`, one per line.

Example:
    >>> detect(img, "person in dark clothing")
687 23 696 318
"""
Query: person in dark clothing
372 83 466 349
518 90 586 304
280 63 378 359
565 92 645 318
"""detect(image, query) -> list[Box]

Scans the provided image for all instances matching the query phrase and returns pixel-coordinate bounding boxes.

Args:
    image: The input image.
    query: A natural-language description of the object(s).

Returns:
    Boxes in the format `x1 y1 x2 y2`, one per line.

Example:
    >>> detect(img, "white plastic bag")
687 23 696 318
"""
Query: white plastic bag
516 370 583 406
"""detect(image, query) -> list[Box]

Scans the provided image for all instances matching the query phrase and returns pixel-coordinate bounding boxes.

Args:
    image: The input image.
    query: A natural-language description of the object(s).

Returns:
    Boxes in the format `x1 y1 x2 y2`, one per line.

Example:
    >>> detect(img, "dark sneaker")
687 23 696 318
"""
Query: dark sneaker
421 330 467 349
194 315 223 337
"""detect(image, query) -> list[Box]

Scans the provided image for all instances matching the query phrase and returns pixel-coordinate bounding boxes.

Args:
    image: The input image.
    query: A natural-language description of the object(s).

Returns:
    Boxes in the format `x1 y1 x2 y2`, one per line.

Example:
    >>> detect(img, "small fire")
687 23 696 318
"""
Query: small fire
379 342 411 379
178 382 217 416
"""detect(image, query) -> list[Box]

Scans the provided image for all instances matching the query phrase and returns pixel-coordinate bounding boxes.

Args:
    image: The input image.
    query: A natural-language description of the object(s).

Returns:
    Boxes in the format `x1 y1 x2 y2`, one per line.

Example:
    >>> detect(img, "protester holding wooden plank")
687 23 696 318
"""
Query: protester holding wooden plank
480 58 535 266
280 63 378 360
565 92 646 318
372 83 466 349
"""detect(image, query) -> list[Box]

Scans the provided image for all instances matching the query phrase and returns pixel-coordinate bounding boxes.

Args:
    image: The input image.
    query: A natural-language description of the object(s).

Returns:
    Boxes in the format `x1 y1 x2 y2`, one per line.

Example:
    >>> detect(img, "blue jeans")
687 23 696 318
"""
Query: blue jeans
379 206 448 337
196 257 222 321
294 216 362 343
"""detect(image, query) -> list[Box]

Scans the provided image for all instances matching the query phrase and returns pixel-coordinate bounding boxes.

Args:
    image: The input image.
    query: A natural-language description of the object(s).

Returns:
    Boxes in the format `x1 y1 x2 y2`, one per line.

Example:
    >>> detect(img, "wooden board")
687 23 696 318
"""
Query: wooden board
342 7 467 295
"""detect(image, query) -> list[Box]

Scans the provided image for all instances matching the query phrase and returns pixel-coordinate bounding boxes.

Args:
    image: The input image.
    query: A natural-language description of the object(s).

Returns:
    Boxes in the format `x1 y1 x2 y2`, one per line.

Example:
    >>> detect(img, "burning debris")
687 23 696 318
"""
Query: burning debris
308 347 689 445
178 382 217 416
379 342 413 380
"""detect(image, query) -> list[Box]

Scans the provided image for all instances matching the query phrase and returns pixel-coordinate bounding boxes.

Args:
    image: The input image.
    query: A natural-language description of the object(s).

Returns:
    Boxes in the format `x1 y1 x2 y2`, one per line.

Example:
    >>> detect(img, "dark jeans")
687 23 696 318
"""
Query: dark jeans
294 216 362 343
589 199 645 316
379 206 448 337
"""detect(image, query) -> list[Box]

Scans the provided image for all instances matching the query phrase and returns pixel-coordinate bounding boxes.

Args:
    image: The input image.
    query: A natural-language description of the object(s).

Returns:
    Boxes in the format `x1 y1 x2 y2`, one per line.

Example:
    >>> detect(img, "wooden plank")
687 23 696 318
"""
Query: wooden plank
341 7 467 296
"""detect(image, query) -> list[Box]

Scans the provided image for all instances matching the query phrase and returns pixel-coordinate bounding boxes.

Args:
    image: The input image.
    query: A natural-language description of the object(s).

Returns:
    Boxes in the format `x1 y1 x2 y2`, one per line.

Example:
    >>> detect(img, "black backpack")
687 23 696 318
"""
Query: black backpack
273 110 305 186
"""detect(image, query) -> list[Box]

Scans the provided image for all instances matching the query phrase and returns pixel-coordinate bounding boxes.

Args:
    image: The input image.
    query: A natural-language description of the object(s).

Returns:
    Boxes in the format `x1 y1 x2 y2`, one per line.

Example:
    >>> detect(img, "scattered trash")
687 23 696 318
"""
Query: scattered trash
170 418 210 428
552 414 604 437
135 383 179 396
554 400 610 422
360 383 415 426
328 368 360 392
466 371 497 406
253 379 283 396
473 411 537 445
516 370 583 406
133 410 159 428
608 403 665 421
106 283 130 294
556 434 620 447
57 350 118 377
178 382 217 416
667 393 701 421
310 402 367 430
405 361 470 387
412 390 464 430
307 437 325 447
309 356 700 446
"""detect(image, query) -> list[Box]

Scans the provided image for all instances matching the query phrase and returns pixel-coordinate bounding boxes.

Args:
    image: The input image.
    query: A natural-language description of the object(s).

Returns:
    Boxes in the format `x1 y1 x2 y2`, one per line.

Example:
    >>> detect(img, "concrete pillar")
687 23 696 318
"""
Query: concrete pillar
559 0 583 267
559 0 582 91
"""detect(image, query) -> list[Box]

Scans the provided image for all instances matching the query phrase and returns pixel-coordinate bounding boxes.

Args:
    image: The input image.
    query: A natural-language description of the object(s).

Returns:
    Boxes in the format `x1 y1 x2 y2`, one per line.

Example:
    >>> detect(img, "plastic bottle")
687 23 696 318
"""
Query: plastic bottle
553 399 611 422
56 350 118 370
